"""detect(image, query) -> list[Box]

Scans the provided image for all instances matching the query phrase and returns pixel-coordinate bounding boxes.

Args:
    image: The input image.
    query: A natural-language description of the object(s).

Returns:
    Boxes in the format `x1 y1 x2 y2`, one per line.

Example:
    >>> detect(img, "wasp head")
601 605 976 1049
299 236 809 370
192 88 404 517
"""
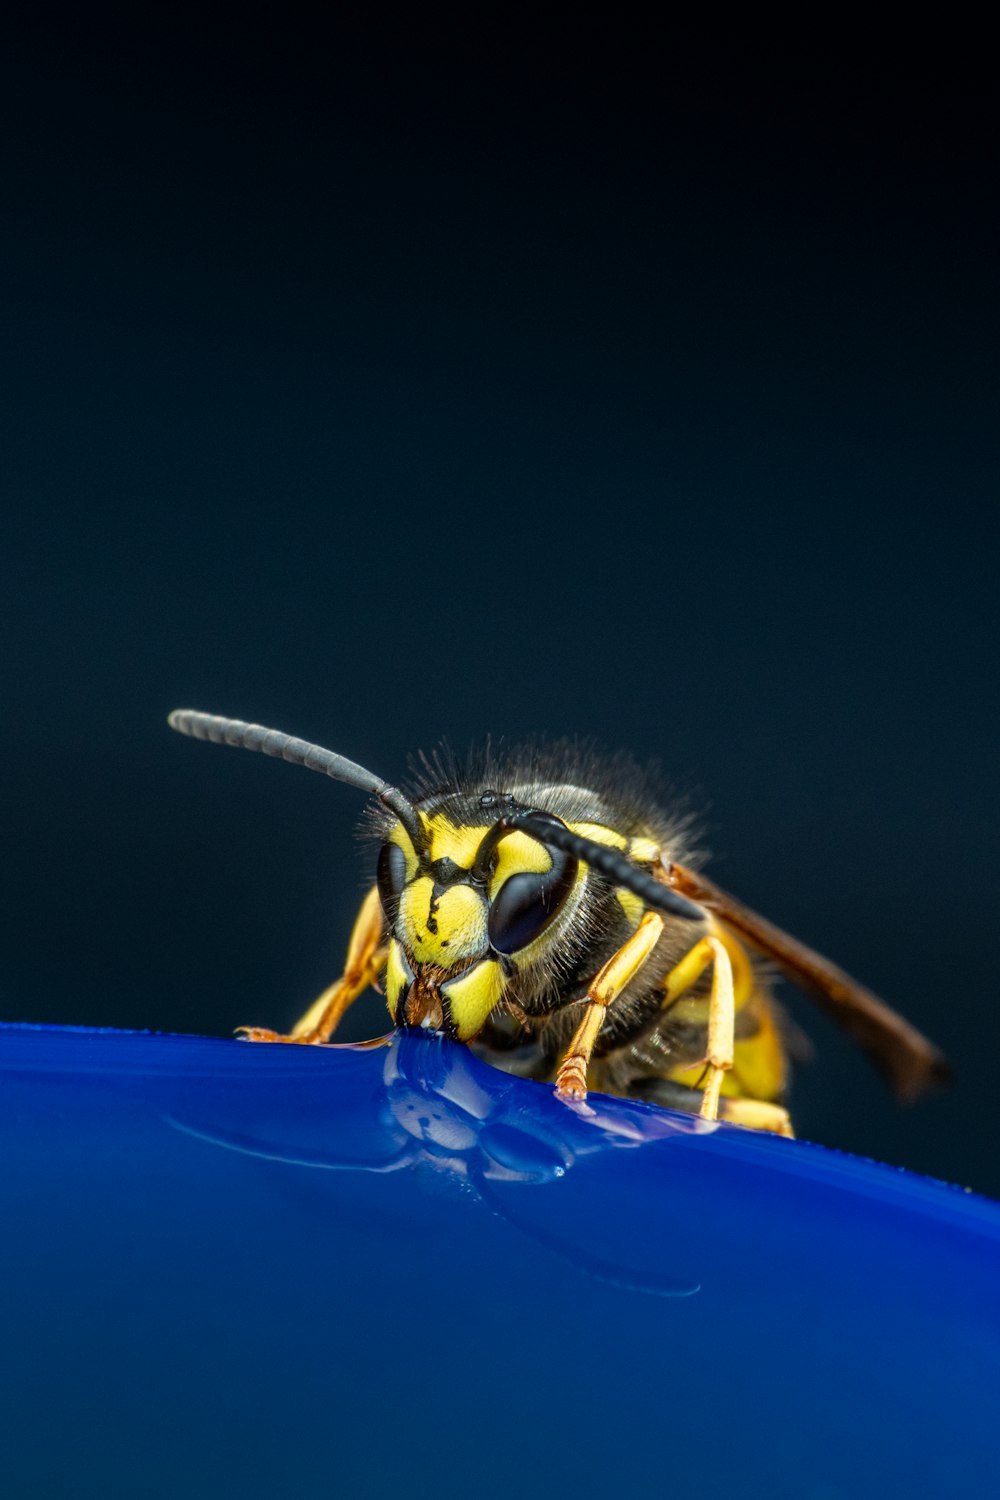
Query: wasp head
376 799 580 1042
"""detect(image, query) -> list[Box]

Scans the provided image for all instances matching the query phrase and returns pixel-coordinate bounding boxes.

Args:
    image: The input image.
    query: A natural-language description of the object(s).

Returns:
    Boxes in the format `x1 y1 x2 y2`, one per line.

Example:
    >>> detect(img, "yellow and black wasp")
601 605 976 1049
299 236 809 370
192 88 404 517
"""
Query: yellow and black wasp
168 710 949 1136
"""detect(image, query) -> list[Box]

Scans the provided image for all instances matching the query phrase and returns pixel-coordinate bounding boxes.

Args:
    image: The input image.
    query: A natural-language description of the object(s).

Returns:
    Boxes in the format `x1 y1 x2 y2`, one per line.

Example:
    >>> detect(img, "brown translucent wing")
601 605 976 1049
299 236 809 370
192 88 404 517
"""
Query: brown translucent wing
663 862 951 1102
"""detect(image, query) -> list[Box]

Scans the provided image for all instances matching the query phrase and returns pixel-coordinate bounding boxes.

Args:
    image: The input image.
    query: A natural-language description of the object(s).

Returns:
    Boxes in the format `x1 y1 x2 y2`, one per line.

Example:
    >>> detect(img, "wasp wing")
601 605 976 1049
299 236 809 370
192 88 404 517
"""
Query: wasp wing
662 862 950 1102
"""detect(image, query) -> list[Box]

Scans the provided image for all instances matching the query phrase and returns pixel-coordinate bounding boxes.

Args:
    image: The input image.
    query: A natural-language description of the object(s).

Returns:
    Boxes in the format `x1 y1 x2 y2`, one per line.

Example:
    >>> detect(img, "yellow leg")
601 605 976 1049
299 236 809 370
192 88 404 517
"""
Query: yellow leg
629 1079 792 1136
555 912 665 1100
657 933 735 1121
720 1097 794 1137
237 885 387 1045
700 937 734 1120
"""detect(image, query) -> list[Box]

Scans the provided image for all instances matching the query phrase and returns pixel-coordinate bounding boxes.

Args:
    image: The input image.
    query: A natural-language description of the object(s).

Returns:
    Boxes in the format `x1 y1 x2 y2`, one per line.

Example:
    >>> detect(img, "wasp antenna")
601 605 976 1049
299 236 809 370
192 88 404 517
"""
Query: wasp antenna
167 710 426 853
507 813 705 922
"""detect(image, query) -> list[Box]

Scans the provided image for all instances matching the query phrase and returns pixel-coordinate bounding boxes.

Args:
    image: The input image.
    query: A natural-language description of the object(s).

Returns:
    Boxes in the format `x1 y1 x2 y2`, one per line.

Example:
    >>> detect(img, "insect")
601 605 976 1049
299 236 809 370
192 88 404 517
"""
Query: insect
168 709 949 1136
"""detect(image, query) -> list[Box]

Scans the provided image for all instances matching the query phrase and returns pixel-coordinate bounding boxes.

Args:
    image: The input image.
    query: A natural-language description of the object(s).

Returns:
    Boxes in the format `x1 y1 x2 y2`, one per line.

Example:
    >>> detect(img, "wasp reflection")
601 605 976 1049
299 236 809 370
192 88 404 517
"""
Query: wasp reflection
168 1031 707 1296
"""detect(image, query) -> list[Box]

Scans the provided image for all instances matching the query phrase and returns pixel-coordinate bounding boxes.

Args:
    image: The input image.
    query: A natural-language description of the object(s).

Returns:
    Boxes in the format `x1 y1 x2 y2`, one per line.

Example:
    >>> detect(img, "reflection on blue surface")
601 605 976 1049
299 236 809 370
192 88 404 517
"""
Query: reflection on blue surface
168 1031 705 1298
1 1024 998 1499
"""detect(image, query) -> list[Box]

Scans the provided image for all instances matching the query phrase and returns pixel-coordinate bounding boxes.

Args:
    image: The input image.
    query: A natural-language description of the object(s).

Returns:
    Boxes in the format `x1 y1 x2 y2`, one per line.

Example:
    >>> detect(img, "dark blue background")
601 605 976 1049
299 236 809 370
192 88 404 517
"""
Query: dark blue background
2 14 998 1191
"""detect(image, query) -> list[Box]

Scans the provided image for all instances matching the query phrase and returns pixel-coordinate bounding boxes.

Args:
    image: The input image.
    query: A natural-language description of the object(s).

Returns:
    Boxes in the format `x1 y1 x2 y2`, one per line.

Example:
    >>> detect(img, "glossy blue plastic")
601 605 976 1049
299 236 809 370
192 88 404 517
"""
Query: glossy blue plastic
1 1023 998 1498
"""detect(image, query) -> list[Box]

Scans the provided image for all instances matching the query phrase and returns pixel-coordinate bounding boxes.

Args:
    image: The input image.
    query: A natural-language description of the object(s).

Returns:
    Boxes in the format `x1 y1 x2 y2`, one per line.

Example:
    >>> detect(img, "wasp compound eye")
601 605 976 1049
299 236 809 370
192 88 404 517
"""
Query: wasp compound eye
376 842 409 924
487 845 579 954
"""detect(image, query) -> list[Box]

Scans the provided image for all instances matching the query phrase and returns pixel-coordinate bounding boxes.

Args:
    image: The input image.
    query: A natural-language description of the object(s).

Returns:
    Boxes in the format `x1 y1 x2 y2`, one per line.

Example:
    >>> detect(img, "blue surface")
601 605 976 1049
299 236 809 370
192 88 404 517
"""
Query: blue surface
1 1024 998 1498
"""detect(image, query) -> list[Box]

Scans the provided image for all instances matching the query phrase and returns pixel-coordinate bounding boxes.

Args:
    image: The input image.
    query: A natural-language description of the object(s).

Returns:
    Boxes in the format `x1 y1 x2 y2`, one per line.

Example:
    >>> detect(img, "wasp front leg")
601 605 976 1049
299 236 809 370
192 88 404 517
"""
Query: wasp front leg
555 912 666 1100
238 884 388 1045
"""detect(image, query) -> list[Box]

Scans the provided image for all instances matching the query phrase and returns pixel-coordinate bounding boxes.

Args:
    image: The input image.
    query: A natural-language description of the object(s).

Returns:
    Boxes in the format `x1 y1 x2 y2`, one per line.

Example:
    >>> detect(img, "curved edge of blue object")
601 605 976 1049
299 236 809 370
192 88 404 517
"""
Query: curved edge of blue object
1 1018 996 1228
2 1020 999 1499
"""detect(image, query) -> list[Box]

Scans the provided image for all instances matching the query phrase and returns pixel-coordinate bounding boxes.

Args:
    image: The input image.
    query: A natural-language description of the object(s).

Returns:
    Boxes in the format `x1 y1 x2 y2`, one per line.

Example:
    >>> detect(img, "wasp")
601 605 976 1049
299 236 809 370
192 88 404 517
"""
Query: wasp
168 710 949 1136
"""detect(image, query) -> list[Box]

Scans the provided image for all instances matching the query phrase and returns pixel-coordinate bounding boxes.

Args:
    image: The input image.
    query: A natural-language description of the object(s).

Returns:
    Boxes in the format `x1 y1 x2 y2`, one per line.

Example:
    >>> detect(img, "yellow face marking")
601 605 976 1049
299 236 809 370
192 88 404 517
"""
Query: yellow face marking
392 815 650 979
422 814 491 870
488 830 552 902
399 877 487 965
388 823 420 882
441 959 506 1040
628 836 661 864
385 939 414 1020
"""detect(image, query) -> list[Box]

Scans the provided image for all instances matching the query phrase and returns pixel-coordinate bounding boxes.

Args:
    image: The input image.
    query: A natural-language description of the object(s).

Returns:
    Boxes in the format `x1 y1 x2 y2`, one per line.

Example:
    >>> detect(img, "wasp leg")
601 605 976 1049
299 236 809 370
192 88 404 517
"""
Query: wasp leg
699 936 735 1120
718 1097 794 1136
238 885 388 1045
555 912 665 1100
630 1078 794 1136
655 932 735 1120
